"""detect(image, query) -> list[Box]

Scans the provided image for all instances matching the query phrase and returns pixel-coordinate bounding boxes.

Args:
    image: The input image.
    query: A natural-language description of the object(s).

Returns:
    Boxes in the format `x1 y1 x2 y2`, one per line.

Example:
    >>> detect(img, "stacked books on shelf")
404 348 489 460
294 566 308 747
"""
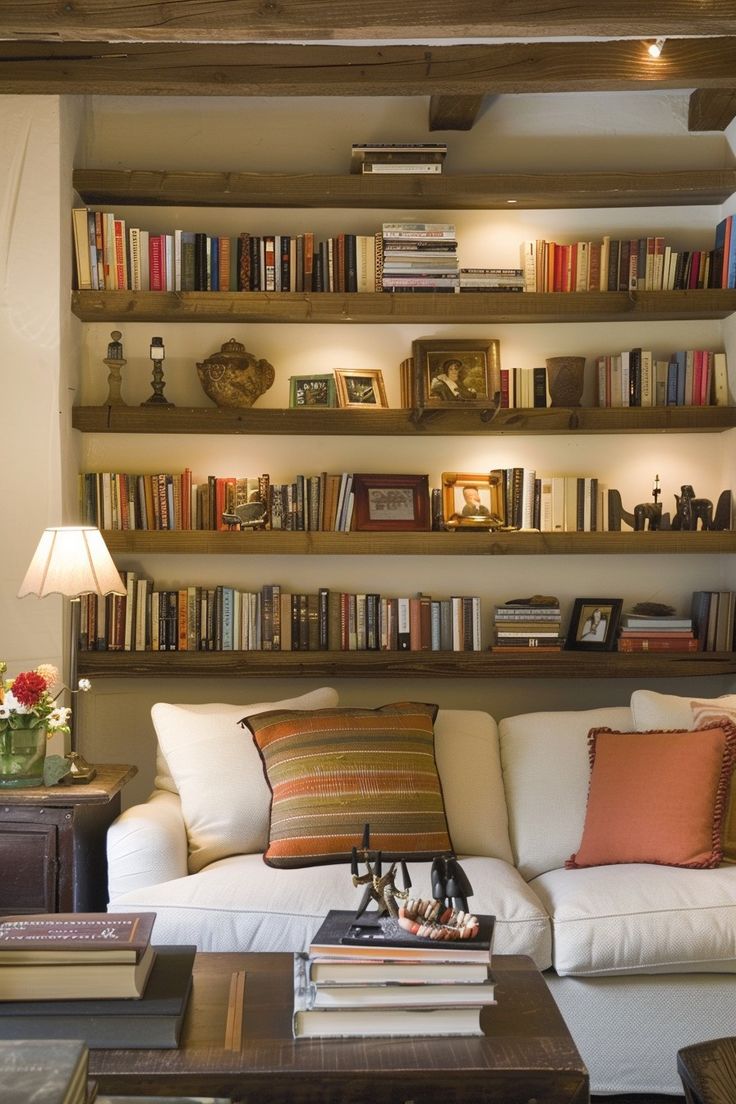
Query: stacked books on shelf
381 222 459 292
616 612 697 653
691 591 736 652
492 598 564 652
458 267 524 292
350 142 447 174
79 581 482 654
293 908 495 1038
0 913 195 1048
521 234 717 293
595 348 728 408
2 1039 89 1104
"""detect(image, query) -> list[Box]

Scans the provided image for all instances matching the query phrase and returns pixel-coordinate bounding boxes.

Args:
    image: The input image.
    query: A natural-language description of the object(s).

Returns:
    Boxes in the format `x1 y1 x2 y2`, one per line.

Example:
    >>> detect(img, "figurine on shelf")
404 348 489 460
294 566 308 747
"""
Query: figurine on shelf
608 475 670 531
671 485 731 531
142 336 174 407
102 330 127 406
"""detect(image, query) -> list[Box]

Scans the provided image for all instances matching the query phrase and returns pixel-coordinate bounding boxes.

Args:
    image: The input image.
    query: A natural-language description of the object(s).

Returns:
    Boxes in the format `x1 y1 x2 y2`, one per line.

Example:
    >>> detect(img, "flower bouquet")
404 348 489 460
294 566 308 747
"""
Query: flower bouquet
0 662 87 788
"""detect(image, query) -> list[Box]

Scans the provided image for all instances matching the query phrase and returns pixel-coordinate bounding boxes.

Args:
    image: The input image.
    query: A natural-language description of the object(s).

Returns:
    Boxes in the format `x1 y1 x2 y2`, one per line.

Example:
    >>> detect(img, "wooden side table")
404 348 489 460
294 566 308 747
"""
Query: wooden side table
0 764 136 915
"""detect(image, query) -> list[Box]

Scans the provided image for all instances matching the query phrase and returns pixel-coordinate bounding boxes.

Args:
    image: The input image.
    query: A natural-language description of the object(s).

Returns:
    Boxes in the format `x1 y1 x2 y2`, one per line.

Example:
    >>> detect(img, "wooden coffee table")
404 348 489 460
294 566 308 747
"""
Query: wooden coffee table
89 952 589 1103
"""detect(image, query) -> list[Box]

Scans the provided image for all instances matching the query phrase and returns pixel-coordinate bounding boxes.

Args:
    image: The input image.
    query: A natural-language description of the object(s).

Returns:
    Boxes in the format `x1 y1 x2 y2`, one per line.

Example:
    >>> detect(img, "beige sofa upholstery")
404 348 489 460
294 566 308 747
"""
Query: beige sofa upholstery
107 689 736 1096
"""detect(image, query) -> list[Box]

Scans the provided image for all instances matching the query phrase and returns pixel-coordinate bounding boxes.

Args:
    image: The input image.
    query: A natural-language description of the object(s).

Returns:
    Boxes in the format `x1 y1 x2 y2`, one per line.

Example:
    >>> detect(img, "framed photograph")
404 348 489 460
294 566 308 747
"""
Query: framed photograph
352 474 430 532
442 471 506 529
565 598 623 652
412 339 501 408
335 369 388 408
289 373 336 408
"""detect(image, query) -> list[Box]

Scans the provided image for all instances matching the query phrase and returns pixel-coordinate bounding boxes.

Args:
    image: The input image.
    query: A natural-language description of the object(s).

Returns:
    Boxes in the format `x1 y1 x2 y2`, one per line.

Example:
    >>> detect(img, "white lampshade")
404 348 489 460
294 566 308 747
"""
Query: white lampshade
18 526 126 598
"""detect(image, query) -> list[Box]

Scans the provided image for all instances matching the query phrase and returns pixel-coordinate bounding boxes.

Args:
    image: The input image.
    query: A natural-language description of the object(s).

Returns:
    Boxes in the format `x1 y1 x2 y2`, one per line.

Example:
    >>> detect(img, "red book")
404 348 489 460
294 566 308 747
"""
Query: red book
617 637 699 652
149 234 165 291
113 218 127 289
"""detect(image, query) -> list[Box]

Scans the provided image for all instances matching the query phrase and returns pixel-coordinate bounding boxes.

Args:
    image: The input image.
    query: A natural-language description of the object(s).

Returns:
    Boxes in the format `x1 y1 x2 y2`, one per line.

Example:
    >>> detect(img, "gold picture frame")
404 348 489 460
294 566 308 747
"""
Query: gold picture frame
412 339 501 408
334 369 388 408
442 471 506 529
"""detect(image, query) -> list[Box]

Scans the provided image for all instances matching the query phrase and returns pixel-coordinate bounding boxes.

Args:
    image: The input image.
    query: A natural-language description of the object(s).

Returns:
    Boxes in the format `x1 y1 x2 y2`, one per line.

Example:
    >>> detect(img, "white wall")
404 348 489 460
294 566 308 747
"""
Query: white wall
2 91 735 804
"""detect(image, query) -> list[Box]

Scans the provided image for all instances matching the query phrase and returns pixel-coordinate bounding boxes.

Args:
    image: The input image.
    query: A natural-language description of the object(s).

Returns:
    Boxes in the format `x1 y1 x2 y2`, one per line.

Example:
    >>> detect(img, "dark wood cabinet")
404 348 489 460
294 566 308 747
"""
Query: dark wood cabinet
0 764 136 915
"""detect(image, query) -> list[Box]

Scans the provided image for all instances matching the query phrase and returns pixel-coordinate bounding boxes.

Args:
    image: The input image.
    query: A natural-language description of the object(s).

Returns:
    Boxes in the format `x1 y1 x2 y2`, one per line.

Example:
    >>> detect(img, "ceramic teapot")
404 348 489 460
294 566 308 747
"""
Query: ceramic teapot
196 338 275 408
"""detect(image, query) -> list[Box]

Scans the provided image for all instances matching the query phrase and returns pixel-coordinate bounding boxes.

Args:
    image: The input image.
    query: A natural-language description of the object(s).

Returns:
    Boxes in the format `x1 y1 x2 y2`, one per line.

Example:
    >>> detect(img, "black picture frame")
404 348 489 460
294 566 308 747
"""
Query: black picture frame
566 598 623 651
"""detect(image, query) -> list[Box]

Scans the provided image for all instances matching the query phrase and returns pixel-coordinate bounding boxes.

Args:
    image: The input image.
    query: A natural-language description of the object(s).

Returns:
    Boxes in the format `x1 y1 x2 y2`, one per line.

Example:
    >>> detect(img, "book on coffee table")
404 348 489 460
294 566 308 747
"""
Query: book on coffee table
0 912 156 963
0 945 195 1048
309 909 494 964
1 1039 89 1104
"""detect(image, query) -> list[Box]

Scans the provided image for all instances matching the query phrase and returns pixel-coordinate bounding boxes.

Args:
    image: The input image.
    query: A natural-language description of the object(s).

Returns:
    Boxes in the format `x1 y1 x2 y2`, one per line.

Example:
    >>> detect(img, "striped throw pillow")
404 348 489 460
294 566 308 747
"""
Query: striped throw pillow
241 702 452 869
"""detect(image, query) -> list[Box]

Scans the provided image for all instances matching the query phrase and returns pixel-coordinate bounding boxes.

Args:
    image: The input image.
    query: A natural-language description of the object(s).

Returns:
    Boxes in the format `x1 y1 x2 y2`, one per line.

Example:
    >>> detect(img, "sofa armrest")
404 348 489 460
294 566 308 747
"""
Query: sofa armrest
107 790 189 900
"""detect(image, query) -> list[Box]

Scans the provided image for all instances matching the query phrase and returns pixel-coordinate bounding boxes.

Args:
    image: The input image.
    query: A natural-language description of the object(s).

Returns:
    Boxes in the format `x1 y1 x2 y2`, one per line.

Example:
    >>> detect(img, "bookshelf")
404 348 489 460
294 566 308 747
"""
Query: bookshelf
71 164 736 680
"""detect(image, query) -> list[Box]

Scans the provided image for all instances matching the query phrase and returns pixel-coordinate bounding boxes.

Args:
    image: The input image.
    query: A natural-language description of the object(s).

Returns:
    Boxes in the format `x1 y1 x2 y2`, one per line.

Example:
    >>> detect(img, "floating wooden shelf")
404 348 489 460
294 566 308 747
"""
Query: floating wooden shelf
77 650 736 680
100 530 736 557
73 169 736 211
70 289 736 325
72 404 736 437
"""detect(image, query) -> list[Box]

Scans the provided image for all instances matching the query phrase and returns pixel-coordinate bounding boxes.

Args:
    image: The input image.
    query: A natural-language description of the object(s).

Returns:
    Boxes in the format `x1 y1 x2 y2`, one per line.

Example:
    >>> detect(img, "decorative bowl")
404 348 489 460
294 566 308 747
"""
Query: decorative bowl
196 338 275 408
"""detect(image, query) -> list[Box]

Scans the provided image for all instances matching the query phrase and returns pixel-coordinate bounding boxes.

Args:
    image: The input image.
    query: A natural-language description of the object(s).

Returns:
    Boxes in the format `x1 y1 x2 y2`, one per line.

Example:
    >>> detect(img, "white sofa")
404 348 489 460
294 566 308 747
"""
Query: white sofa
106 687 736 1097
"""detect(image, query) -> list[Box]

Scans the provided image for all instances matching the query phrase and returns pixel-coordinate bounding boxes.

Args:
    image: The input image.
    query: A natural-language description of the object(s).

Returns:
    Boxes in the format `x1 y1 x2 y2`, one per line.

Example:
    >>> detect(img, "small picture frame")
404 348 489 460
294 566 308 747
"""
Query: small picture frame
335 369 388 408
412 339 500 408
442 471 506 529
566 598 623 652
289 373 336 408
352 474 431 531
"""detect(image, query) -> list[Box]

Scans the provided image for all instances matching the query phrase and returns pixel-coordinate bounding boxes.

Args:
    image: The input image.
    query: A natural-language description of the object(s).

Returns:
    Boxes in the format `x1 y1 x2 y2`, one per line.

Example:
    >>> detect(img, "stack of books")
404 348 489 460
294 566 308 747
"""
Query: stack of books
0 912 195 1048
617 611 697 653
459 267 524 293
492 599 564 652
2 1039 90 1104
381 222 459 292
350 143 447 174
293 908 496 1039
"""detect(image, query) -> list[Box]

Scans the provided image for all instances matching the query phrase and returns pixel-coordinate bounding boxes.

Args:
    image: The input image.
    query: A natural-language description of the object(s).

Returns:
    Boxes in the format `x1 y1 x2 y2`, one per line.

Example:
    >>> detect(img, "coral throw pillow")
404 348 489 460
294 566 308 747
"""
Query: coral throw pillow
567 722 736 869
241 702 452 869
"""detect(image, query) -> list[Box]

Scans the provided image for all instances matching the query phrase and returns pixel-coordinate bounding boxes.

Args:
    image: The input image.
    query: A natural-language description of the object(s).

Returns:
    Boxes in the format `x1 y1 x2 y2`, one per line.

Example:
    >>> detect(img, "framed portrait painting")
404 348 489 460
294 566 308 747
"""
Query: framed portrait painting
565 598 623 652
335 369 388 408
412 339 501 408
442 471 506 529
352 474 430 532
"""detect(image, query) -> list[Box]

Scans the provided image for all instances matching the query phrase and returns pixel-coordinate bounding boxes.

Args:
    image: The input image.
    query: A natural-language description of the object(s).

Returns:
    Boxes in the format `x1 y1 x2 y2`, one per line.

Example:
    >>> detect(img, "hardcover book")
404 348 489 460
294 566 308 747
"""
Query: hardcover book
0 944 157 1001
0 945 195 1049
309 909 494 963
0 912 155 963
1 1039 89 1104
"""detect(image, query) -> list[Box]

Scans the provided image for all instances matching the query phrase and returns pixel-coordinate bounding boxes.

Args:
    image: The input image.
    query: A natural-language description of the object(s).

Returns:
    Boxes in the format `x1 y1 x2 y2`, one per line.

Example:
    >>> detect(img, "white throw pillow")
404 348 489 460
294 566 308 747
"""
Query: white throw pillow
151 687 339 872
630 689 736 732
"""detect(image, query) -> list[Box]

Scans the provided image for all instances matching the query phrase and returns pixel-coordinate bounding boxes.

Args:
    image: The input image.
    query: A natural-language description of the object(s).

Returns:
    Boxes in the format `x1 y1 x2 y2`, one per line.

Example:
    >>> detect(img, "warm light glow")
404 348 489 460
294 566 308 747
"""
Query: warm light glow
647 37 666 58
17 526 126 598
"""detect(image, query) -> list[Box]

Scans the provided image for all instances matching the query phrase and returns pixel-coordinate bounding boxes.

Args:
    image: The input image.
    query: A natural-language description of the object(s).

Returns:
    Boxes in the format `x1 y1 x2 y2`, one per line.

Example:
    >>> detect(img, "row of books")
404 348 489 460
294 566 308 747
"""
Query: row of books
0 912 193 1049
293 909 495 1039
520 235 720 293
78 577 483 653
692 591 736 653
236 231 378 293
491 600 563 652
488 469 601 533
595 349 729 408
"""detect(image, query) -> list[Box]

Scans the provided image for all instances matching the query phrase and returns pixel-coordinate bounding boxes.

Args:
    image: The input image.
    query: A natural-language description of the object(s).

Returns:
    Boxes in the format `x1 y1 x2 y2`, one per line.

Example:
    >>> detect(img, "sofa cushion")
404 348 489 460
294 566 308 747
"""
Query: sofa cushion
243 702 453 868
108 853 553 969
567 723 736 869
533 863 736 976
499 705 633 879
631 690 736 862
151 687 339 873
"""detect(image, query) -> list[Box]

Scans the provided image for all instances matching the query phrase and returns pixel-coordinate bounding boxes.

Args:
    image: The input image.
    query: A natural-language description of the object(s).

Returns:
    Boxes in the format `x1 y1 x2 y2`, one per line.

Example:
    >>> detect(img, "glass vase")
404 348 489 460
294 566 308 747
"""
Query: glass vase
0 724 47 788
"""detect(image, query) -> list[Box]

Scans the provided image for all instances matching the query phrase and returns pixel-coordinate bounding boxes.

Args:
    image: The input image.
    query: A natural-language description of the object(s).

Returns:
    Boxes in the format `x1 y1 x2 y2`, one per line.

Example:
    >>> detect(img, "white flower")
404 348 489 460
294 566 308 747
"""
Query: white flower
0 703 11 720
47 706 72 730
2 690 30 715
77 678 92 693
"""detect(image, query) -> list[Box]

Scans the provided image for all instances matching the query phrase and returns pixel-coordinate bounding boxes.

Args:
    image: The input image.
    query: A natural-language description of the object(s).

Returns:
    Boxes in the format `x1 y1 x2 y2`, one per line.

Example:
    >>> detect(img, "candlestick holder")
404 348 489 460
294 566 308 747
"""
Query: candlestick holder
142 336 174 406
102 330 127 406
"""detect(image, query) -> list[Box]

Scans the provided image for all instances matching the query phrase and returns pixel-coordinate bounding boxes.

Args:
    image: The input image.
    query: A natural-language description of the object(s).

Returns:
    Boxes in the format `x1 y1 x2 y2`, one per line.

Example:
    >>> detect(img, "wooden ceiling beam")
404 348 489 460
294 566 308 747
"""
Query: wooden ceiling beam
688 88 736 130
429 95 485 131
1 39 736 97
1 2 735 43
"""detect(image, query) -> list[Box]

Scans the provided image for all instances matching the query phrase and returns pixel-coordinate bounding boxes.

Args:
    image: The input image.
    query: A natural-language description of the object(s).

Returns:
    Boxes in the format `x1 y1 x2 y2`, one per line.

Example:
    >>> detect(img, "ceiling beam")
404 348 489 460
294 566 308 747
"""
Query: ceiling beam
688 88 736 130
1 2 734 43
1 39 735 97
429 95 485 132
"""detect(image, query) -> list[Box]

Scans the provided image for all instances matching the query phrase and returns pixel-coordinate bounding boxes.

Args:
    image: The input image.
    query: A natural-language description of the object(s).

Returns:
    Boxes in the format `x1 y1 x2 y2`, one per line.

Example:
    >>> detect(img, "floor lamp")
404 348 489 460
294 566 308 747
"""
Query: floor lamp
17 526 126 783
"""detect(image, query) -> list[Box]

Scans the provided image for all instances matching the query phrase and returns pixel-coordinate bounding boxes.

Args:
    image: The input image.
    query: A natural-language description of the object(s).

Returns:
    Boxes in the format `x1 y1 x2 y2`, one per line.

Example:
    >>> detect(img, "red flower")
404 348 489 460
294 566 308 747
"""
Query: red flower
10 671 47 709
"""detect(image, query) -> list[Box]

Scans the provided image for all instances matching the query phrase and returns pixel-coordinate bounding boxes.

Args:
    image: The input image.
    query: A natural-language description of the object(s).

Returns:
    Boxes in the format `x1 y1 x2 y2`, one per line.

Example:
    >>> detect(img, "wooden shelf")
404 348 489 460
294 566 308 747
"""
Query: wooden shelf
70 289 736 325
72 168 736 211
77 650 736 680
100 530 736 557
72 404 736 436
